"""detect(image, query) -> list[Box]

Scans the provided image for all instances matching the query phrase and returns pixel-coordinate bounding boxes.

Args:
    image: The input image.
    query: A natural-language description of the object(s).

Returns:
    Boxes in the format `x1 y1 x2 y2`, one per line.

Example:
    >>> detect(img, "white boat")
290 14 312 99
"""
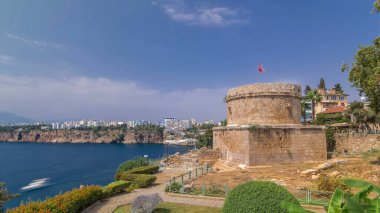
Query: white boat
21 178 50 191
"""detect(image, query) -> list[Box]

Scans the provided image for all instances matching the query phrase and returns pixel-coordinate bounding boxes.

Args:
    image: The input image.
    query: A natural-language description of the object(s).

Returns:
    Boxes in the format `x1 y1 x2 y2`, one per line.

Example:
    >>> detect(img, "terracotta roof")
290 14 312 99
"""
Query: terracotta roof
318 106 346 114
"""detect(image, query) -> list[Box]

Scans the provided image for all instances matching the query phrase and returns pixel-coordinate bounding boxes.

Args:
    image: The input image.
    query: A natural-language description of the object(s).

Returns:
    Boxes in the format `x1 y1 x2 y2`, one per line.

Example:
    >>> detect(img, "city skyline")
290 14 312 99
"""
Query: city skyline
0 0 379 121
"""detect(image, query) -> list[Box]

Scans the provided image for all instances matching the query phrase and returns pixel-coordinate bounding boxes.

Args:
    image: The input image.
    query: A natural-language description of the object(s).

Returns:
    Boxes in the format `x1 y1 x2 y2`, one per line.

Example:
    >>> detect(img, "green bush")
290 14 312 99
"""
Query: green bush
116 157 149 175
165 182 183 193
223 181 299 213
313 174 350 192
325 127 336 153
8 185 104 213
116 173 140 181
125 165 159 175
103 181 131 196
116 173 156 188
134 175 156 188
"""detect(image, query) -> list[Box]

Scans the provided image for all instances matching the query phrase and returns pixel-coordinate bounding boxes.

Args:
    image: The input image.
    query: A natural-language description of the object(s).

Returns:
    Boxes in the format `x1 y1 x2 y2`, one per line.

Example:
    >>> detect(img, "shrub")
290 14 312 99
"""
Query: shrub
103 181 131 196
126 165 159 175
115 172 142 181
116 173 156 188
116 157 149 175
8 185 104 213
131 193 162 213
132 175 157 188
165 182 183 193
222 181 299 213
313 174 350 192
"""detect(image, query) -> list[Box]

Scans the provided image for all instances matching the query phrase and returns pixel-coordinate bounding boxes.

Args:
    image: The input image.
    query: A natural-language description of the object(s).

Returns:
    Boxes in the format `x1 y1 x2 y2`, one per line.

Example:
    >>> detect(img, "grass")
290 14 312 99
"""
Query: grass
113 202 221 213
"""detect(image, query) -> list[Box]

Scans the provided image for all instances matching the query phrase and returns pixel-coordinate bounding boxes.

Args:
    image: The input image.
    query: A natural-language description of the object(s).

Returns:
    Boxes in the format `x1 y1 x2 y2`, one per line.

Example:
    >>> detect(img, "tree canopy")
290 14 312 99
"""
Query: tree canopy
304 85 312 95
343 37 380 113
318 78 326 90
333 83 343 93
0 182 18 213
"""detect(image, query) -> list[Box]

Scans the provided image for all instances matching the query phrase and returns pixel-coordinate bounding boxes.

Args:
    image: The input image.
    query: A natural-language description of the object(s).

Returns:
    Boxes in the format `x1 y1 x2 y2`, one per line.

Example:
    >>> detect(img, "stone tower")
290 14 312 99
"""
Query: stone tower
213 83 326 166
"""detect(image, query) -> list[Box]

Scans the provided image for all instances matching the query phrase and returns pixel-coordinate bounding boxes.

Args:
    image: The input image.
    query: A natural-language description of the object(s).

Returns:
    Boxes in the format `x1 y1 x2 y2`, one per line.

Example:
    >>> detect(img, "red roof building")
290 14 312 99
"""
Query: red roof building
318 106 346 115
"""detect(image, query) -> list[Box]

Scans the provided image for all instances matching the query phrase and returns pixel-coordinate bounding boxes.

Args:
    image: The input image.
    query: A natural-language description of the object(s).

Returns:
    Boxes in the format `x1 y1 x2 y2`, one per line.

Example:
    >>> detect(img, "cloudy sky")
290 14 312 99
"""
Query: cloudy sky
0 0 379 122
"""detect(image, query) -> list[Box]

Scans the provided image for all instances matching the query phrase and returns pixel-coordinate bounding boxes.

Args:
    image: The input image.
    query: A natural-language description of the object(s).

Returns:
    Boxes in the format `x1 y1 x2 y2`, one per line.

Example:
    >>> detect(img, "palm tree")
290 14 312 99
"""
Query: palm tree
305 90 322 122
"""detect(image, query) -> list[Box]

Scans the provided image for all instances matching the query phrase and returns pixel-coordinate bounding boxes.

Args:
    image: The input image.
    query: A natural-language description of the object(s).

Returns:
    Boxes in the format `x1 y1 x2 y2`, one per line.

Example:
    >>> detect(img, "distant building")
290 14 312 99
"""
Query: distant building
315 88 349 114
318 105 346 115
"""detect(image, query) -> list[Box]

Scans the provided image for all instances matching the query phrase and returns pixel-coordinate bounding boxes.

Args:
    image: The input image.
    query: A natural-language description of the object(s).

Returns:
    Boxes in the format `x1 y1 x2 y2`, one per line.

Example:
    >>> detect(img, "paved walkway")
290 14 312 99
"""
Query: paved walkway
82 169 325 213
83 183 224 213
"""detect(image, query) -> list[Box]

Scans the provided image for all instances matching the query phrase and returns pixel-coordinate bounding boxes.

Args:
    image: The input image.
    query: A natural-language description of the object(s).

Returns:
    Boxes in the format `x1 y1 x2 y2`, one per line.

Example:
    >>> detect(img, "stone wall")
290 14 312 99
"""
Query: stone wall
214 125 326 165
0 130 163 144
163 148 221 169
225 84 301 125
335 133 380 154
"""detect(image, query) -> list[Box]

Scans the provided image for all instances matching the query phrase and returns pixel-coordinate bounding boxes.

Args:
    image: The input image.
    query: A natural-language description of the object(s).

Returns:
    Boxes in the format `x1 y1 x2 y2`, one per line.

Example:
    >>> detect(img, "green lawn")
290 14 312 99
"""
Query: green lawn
113 202 222 213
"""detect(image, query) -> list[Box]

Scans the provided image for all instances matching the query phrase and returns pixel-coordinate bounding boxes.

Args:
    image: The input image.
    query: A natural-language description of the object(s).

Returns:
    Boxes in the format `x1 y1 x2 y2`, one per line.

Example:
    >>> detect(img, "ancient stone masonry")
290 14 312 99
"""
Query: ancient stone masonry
163 148 221 169
335 133 380 154
226 84 302 125
214 83 327 166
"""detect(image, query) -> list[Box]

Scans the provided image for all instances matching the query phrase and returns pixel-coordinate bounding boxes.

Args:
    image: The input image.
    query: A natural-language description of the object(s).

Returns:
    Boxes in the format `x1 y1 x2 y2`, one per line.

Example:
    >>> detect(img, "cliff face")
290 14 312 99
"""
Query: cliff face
0 130 164 144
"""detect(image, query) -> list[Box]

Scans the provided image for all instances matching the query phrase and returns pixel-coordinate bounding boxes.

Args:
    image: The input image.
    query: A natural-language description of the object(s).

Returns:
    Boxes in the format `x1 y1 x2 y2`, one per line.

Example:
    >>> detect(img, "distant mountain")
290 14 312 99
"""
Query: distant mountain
0 112 33 124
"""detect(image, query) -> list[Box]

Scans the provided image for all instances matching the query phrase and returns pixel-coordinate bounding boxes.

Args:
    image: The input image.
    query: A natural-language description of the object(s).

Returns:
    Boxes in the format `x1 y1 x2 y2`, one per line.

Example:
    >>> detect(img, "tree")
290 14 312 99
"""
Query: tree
334 83 343 93
304 90 322 122
0 182 17 213
304 85 312 95
342 0 380 113
342 37 380 113
346 101 374 130
197 128 213 148
220 119 227 126
373 0 380 13
318 78 326 90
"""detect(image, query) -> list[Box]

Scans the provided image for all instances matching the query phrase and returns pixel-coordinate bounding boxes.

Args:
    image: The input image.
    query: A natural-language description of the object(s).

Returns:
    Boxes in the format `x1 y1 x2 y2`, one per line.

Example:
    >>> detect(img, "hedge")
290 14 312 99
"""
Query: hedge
116 173 156 188
116 157 149 175
223 181 299 213
125 165 159 175
8 185 104 213
103 181 131 196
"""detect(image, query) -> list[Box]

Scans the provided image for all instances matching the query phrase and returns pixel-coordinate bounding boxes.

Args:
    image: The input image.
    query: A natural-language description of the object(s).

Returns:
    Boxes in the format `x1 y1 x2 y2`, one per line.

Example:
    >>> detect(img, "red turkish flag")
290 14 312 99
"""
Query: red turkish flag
258 64 264 73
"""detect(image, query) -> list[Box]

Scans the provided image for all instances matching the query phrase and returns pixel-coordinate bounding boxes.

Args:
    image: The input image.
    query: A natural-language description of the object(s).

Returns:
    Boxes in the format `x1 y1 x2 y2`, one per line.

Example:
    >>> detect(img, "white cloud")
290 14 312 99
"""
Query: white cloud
0 55 15 64
6 33 64 49
0 75 226 121
154 0 248 27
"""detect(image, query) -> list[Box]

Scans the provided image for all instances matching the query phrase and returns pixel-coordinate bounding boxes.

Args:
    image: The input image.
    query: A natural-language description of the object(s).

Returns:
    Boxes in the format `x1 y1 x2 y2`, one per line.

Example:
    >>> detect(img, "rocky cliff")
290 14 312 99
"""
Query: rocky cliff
0 130 164 144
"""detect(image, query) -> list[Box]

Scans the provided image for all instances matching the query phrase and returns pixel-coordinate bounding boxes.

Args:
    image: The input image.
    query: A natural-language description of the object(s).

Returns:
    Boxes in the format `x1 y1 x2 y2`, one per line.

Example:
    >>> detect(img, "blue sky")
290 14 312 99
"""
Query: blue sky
0 0 379 121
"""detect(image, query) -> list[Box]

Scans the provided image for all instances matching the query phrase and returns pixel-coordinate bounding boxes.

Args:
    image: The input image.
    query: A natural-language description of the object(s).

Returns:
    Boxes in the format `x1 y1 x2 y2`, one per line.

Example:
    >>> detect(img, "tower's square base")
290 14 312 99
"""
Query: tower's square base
213 125 326 166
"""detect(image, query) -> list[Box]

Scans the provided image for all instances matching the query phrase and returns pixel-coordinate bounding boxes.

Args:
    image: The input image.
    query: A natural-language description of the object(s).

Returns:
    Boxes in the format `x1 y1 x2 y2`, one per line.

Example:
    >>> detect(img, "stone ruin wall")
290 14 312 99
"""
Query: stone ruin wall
226 84 302 125
214 126 326 165
163 148 221 169
214 83 327 166
335 133 380 154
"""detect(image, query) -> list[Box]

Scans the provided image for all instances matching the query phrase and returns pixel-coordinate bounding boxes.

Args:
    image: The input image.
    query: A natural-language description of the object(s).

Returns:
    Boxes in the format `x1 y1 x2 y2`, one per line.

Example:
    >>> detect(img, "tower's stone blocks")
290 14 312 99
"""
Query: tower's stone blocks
213 83 326 166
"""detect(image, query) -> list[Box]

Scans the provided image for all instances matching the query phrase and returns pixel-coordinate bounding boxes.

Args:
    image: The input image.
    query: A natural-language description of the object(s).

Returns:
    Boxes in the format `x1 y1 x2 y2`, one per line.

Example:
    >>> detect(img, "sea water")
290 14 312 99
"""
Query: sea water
0 142 191 209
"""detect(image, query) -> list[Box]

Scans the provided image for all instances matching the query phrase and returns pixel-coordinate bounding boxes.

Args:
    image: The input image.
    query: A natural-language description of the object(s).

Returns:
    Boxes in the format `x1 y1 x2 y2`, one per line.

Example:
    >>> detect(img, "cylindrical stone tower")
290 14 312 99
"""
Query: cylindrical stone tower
225 83 302 125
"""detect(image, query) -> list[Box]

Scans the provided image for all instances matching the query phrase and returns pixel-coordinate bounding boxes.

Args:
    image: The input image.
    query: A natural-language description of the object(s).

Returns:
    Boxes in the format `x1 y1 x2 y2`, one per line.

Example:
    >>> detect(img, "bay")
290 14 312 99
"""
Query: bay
0 142 192 209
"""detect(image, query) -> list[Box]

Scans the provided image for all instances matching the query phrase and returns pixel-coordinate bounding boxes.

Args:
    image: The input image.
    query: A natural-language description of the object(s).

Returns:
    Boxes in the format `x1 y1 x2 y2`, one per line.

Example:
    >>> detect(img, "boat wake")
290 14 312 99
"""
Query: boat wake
21 178 52 191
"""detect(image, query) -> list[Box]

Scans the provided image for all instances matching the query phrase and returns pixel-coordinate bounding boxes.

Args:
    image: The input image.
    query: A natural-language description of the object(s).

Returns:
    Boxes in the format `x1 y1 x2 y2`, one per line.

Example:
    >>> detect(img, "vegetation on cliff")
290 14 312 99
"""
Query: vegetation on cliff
0 182 18 213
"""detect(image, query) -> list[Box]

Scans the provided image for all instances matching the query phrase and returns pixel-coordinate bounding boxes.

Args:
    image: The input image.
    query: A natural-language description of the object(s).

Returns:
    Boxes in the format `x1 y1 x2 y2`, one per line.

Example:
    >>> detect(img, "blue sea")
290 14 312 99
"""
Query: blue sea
0 142 192 209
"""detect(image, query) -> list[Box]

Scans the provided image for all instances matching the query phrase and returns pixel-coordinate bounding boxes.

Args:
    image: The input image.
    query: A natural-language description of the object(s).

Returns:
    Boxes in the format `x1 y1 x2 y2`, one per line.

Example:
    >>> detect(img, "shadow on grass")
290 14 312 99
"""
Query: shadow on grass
154 208 171 213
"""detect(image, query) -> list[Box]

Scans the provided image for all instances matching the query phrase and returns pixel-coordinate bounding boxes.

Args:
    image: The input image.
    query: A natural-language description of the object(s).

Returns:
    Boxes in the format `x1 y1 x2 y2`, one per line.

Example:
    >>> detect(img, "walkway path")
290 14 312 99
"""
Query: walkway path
83 169 325 213
83 170 224 213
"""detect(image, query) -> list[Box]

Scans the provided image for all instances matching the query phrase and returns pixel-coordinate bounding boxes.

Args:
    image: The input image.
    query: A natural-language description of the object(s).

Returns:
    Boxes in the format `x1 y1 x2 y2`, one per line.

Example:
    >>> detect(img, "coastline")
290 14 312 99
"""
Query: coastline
0 129 163 144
